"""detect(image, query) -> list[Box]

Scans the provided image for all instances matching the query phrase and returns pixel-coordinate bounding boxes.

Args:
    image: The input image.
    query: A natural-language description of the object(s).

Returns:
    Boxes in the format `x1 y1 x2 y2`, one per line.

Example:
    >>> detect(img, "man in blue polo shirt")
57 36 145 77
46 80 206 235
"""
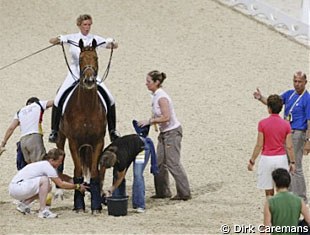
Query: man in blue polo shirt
253 71 310 204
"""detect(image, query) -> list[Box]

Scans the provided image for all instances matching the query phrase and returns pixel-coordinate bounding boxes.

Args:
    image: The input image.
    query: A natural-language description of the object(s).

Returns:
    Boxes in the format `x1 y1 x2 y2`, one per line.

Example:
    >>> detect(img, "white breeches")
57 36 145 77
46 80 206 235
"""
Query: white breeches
54 69 115 107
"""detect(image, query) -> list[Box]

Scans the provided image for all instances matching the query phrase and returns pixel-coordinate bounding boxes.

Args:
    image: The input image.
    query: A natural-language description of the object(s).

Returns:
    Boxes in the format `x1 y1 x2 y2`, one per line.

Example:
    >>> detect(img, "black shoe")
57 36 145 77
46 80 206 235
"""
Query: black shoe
150 195 171 199
170 195 192 201
48 130 58 143
109 130 121 142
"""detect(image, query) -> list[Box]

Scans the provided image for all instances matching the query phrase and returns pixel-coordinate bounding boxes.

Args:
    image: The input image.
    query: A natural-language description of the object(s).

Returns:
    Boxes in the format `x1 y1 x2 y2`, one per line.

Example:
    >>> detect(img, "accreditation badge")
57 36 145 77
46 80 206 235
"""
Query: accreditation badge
284 113 293 122
135 151 145 164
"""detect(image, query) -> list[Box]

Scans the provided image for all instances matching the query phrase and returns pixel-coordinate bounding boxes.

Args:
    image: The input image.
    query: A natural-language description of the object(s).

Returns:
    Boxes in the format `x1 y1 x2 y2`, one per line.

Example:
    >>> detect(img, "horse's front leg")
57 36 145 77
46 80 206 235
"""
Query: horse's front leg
89 142 104 213
69 141 85 212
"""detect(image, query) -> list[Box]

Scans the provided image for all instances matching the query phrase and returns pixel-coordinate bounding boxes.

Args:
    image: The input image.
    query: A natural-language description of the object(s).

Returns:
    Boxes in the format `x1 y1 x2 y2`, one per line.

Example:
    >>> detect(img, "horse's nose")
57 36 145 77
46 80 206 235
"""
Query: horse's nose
83 76 96 89
83 77 95 83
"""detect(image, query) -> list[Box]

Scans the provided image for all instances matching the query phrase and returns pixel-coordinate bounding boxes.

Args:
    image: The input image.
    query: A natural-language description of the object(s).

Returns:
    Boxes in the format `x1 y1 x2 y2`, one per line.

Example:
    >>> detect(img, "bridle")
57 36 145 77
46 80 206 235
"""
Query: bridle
80 65 97 77
61 40 113 83
79 47 98 89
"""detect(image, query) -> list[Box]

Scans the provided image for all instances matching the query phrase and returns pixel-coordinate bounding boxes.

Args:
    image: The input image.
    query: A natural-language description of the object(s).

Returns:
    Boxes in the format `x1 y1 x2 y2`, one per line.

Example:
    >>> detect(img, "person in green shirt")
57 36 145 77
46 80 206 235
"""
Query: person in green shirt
263 168 310 234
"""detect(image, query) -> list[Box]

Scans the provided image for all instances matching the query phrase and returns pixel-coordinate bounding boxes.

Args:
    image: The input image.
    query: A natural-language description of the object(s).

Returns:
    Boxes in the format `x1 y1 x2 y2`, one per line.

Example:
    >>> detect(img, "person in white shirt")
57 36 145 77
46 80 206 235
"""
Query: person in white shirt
138 70 191 200
9 148 88 218
0 97 53 164
48 14 120 143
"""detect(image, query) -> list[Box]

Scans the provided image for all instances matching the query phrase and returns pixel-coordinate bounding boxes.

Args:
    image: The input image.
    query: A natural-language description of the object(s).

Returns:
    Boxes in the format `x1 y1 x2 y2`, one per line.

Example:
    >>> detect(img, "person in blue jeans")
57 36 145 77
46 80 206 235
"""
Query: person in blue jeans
99 120 158 213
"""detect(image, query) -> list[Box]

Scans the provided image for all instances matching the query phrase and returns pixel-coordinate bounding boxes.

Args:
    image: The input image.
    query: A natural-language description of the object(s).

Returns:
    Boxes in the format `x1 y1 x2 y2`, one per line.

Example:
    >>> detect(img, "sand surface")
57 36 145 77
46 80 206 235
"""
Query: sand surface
0 0 309 234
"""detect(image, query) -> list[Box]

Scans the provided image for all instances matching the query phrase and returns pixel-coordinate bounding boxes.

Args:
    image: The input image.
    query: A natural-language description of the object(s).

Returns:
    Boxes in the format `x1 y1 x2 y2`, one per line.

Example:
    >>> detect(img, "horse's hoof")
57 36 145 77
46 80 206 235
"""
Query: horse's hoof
91 209 101 215
74 208 85 213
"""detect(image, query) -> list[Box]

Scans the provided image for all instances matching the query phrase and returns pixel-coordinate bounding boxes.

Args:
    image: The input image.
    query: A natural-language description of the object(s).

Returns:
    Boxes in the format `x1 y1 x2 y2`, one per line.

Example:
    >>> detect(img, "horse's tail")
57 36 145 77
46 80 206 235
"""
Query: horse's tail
78 144 93 178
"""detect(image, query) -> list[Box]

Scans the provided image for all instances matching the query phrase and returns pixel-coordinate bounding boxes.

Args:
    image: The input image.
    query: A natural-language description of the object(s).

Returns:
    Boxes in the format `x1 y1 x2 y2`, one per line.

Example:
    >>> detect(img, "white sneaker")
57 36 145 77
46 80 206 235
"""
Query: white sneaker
12 199 20 205
38 208 58 219
16 202 31 214
136 208 145 213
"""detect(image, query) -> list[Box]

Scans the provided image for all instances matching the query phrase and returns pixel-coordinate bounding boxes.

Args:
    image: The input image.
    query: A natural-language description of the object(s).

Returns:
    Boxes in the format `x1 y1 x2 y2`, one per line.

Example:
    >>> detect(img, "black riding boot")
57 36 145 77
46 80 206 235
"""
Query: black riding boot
49 105 61 143
107 104 121 142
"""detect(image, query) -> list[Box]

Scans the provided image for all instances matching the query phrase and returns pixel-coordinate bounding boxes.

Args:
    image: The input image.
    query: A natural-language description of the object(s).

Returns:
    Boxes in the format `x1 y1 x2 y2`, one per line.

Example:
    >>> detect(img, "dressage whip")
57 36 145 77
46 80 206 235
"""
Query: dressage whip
0 44 57 71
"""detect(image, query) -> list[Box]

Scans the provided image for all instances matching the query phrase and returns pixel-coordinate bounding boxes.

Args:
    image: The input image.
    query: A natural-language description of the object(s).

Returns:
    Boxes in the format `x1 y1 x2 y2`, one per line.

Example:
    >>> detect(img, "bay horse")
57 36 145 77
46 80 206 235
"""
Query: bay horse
56 39 106 213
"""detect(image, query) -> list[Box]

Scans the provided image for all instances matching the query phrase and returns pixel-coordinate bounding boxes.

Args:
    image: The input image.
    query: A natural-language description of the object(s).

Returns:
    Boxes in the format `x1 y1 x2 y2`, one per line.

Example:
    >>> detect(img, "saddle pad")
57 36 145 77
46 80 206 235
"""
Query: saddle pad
62 86 107 115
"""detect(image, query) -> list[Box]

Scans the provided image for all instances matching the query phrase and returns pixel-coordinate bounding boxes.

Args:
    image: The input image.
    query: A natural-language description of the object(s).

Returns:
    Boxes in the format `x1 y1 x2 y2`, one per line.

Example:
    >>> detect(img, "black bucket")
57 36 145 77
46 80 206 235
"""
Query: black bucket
106 196 129 216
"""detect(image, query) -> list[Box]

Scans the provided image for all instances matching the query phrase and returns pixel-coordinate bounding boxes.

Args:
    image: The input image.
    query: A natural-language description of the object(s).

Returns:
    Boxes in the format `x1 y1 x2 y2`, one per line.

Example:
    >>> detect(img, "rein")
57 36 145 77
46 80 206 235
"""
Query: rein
99 46 113 83
0 44 56 71
61 42 79 81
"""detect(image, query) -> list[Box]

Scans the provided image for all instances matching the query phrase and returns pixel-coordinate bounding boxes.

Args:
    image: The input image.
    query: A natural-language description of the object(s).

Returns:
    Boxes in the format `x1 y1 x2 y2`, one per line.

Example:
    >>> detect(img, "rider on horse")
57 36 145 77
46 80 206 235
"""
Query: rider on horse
48 14 120 143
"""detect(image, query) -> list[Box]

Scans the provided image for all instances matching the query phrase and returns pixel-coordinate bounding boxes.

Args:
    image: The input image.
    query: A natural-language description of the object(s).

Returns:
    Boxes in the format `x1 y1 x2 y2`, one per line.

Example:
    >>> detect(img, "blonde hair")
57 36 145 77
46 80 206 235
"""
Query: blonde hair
76 14 92 26
100 146 118 168
44 148 65 161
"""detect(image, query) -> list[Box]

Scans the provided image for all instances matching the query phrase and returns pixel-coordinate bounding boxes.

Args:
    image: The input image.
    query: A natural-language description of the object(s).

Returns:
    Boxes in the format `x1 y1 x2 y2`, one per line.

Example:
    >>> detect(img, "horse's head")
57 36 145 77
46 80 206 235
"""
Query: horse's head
79 39 98 89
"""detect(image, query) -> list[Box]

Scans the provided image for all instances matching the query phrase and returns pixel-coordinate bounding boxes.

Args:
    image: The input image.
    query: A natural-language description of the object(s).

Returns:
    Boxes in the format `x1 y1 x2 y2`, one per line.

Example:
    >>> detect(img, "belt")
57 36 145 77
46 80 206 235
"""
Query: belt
21 133 39 138
291 129 306 133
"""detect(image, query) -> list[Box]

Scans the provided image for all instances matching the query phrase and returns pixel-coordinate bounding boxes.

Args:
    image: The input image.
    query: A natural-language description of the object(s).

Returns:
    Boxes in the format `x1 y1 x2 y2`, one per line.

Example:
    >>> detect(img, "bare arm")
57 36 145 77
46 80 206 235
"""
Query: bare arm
253 88 267 105
46 100 54 108
304 120 310 155
58 172 73 183
285 133 296 173
108 169 126 195
1 119 19 148
138 97 171 127
248 132 263 171
263 200 272 234
99 166 107 189
51 177 88 192
301 200 310 225
150 97 170 124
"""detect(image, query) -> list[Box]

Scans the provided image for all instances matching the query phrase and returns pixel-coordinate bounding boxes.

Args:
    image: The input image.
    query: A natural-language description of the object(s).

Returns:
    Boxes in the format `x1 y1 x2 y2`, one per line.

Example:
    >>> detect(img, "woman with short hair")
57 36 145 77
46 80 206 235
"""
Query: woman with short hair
248 94 296 197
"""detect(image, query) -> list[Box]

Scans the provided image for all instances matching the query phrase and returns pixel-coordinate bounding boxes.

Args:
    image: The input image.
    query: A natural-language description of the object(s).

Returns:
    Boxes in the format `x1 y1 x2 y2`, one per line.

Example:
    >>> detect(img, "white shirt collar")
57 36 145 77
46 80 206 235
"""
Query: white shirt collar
152 88 162 96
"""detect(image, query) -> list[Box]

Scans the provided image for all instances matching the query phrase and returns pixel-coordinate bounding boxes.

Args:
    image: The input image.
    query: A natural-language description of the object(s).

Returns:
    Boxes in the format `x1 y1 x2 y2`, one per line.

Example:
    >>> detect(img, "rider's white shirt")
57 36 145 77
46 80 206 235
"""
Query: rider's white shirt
60 32 113 66
54 32 115 107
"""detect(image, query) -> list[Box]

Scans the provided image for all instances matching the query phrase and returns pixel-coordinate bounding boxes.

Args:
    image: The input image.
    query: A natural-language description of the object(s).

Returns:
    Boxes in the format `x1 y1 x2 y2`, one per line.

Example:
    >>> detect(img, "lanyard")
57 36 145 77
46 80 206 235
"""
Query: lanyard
287 90 306 114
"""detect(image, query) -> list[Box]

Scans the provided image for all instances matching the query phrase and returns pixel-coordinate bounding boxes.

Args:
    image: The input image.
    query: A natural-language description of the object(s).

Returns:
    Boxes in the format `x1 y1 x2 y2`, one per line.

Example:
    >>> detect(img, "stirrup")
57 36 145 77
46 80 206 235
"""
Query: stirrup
48 130 58 143
109 130 121 142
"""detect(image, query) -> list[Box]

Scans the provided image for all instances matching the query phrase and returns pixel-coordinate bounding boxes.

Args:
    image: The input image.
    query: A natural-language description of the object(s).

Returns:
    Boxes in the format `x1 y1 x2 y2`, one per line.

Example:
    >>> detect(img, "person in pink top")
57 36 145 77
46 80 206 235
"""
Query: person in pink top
248 94 296 197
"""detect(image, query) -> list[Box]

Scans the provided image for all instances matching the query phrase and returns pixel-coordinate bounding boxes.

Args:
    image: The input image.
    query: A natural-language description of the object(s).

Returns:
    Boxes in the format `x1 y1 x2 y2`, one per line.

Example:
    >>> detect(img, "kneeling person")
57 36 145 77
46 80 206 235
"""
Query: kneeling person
9 148 88 219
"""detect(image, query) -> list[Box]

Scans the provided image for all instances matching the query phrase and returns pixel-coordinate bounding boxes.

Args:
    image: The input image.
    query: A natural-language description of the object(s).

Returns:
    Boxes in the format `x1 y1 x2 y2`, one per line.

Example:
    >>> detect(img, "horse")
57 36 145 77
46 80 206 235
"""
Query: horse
56 38 107 213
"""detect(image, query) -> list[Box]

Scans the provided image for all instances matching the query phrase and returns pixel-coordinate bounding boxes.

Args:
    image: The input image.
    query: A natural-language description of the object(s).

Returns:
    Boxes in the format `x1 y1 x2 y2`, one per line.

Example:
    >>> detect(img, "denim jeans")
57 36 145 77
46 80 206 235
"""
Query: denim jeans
132 146 150 209
112 173 127 197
